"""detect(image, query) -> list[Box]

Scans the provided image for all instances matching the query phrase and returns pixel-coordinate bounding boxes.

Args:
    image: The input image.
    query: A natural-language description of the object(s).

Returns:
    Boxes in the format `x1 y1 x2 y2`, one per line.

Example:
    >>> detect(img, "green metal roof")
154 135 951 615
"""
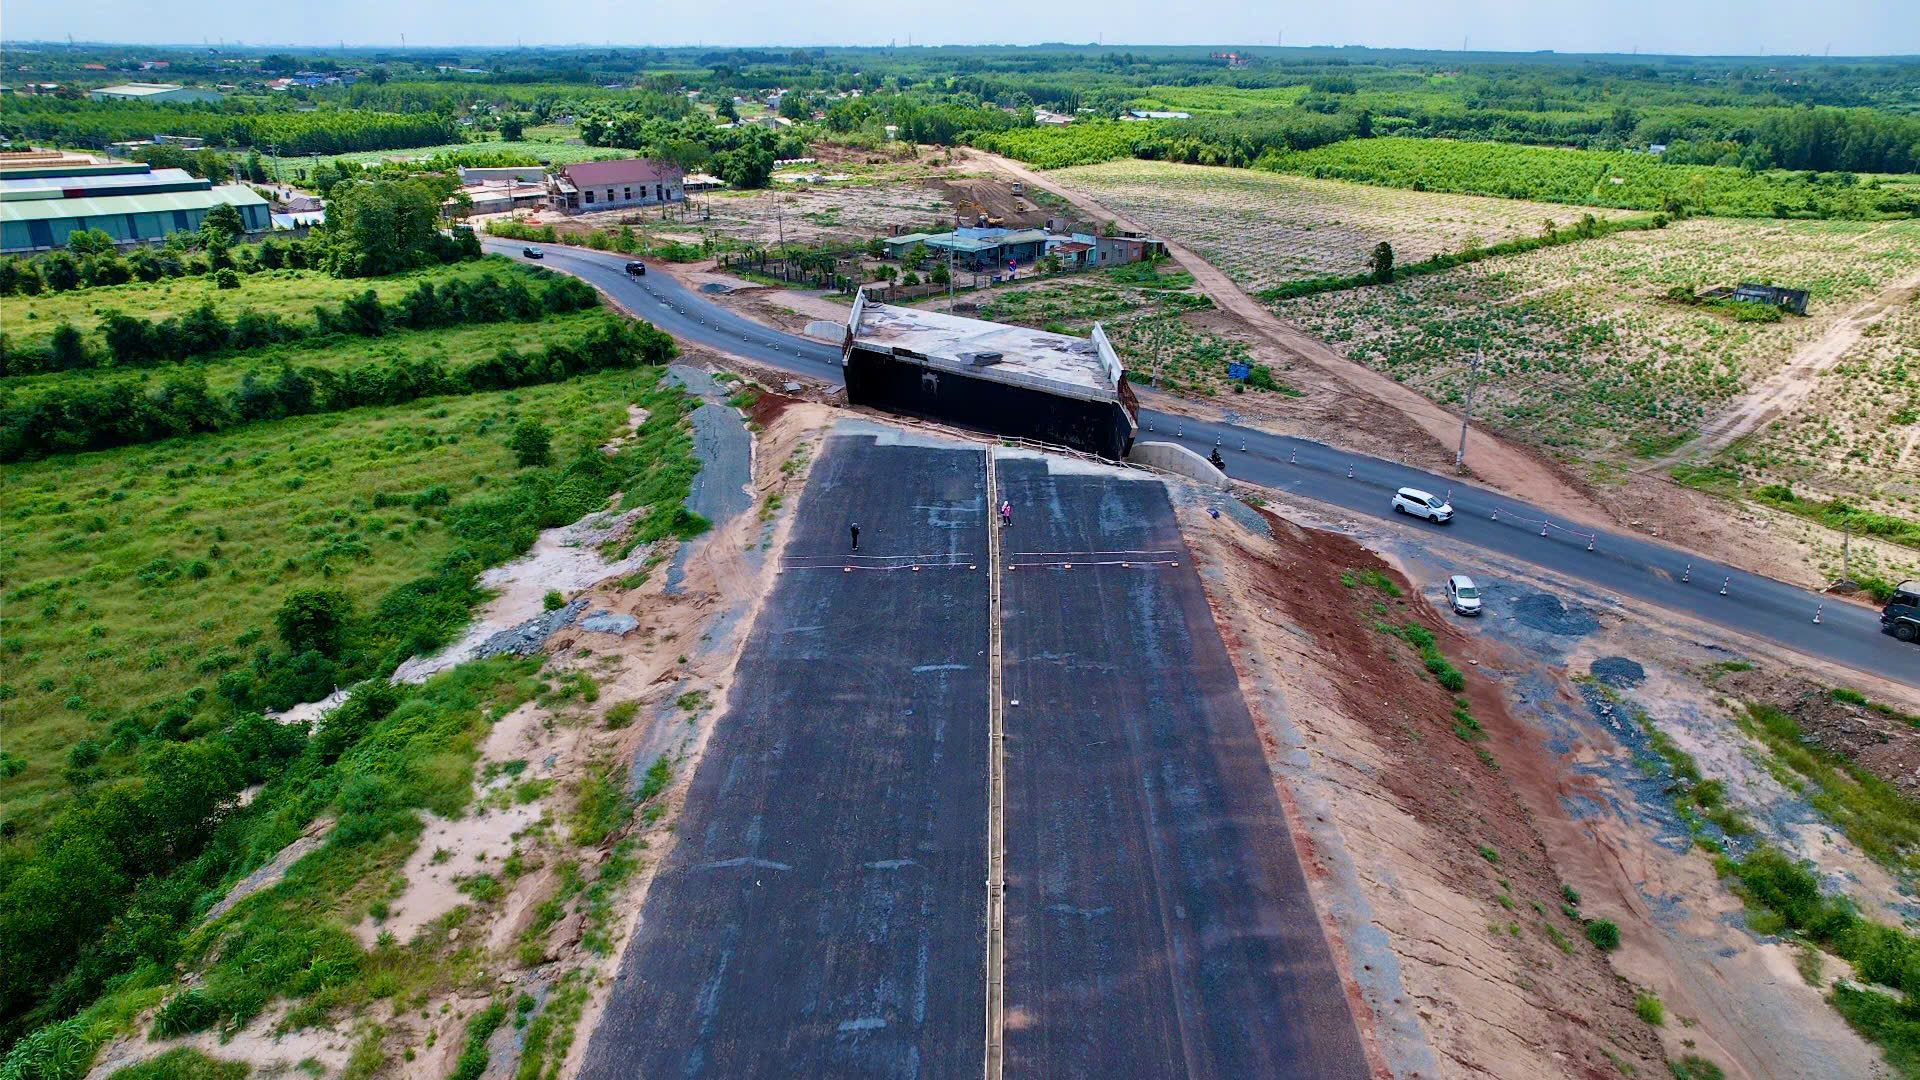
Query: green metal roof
0 184 267 223
0 162 149 179
925 234 997 253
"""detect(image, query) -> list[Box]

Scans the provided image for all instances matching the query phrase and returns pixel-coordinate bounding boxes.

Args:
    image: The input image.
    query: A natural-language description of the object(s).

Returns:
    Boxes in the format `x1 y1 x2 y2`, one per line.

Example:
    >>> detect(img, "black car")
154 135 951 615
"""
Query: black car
522 246 543 259
625 261 646 276
1883 579 1920 643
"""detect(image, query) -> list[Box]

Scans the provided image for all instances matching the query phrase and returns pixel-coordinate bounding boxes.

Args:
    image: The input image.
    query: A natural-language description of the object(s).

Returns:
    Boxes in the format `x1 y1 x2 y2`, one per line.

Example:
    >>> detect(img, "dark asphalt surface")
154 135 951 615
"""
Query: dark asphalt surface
577 433 989 1079
490 239 1915 688
997 458 1370 1080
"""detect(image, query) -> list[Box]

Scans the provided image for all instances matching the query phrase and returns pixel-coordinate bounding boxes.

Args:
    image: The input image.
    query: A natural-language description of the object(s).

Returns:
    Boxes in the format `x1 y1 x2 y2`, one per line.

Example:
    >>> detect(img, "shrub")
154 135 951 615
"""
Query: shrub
1634 990 1665 1025
1585 919 1621 950
1667 1056 1726 1080
543 590 565 611
509 420 553 468
214 268 241 289
275 588 355 658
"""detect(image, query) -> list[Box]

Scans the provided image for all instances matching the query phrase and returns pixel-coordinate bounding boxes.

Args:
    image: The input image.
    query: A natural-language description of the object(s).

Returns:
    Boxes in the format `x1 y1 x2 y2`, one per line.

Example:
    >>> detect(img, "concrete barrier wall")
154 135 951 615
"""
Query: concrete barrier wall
1127 440 1228 489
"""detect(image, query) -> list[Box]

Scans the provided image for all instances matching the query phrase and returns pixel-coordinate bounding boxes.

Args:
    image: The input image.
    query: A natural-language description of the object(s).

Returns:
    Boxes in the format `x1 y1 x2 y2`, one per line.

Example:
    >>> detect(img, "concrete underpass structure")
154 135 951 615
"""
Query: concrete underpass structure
841 289 1140 459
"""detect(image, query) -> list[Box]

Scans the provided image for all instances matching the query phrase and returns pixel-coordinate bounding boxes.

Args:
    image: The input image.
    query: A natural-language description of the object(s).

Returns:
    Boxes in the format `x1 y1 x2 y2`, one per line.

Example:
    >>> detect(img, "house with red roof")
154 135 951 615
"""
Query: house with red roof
546 158 685 214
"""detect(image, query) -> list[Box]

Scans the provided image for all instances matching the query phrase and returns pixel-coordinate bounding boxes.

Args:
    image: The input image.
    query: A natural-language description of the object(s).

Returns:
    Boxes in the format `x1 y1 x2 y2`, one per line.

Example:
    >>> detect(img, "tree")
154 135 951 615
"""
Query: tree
716 97 739 123
201 202 246 246
244 150 269 183
509 419 553 467
369 65 392 85
1368 241 1394 285
66 228 117 256
500 114 525 141
713 145 774 190
930 262 950 285
314 178 445 277
274 588 355 658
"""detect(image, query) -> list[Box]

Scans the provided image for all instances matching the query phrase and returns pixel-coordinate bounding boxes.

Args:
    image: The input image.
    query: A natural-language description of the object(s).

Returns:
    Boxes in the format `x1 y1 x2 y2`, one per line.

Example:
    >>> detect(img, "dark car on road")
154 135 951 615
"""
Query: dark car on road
625 261 646 276
522 246 543 259
1884 580 1920 643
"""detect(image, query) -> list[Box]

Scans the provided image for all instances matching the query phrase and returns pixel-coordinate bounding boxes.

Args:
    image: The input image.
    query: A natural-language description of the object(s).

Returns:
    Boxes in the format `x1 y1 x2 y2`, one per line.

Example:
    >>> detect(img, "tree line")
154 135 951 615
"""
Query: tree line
1 271 600 378
0 314 673 461
0 98 460 156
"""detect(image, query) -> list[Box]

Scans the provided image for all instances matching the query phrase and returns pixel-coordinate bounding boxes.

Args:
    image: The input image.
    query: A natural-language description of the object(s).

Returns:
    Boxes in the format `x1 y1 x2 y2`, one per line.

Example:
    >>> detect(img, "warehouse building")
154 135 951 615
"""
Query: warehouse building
0 161 268 252
89 82 224 104
841 289 1140 458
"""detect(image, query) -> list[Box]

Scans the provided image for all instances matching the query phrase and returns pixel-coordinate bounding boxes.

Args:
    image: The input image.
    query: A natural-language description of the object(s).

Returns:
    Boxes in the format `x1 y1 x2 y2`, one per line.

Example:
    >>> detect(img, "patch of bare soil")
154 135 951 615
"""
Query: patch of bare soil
1184 506 1664 1080
928 175 1053 229
1715 667 1920 798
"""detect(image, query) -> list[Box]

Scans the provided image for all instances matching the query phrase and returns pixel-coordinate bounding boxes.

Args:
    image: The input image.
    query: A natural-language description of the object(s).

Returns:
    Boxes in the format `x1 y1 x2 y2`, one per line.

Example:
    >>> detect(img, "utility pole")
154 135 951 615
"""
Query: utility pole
1455 349 1481 468
1842 523 1852 583
947 246 955 307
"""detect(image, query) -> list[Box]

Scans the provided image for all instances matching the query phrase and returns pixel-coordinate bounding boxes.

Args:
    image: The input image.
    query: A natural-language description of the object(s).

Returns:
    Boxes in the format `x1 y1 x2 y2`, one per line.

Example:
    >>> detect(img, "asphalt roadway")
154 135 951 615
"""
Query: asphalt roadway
997 456 1370 1079
576 432 990 1079
488 239 1917 685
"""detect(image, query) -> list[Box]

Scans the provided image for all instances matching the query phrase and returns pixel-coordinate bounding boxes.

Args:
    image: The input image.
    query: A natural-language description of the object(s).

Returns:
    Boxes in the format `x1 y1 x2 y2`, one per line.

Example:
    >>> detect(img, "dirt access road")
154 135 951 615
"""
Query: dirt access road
958 149 1605 525
1644 268 1920 470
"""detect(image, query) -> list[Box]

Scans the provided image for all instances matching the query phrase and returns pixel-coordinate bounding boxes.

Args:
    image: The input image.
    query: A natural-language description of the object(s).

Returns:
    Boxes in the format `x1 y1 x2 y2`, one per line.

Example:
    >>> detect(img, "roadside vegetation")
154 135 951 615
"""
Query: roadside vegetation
0 362 705 1071
1613 667 1920 1078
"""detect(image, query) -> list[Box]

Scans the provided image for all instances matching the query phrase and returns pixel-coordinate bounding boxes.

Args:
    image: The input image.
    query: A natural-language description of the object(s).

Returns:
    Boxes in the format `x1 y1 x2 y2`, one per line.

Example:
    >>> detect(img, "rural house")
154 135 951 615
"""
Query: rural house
547 159 685 213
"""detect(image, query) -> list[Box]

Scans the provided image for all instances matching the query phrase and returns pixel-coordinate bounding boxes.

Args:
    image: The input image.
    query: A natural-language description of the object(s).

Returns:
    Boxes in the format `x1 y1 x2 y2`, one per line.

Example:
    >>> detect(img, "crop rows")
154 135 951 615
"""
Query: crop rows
1259 137 1912 219
1272 218 1920 467
1735 299 1920 520
1052 159 1637 290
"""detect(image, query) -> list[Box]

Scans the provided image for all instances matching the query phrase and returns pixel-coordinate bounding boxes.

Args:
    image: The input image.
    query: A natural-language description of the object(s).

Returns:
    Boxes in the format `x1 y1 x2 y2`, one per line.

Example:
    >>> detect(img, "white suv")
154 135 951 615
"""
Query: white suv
1446 574 1483 615
1392 487 1453 524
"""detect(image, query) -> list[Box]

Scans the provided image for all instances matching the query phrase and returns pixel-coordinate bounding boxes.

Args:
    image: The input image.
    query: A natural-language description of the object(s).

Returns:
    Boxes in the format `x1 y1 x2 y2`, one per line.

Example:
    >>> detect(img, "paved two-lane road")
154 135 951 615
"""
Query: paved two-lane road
489 239 1917 686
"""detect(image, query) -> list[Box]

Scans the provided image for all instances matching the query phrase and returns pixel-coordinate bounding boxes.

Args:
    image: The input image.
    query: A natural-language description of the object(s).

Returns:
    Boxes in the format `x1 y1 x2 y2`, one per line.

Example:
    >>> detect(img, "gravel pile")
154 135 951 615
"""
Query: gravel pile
473 598 591 659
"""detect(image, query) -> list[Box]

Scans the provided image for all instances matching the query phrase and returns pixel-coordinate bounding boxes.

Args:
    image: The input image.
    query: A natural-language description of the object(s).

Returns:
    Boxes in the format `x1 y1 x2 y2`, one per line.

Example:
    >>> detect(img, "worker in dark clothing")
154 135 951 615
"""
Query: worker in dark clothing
849 522 860 551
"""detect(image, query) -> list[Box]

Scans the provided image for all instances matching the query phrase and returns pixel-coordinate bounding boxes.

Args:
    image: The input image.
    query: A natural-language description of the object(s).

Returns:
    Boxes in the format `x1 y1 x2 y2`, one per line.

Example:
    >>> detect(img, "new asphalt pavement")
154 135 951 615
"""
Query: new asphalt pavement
489 239 1918 685
997 455 1370 1079
576 432 990 1078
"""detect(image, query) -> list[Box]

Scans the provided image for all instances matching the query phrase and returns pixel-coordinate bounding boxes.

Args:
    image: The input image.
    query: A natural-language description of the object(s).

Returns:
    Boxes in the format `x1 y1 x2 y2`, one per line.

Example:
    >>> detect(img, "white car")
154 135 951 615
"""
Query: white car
1446 574 1483 615
1392 486 1453 524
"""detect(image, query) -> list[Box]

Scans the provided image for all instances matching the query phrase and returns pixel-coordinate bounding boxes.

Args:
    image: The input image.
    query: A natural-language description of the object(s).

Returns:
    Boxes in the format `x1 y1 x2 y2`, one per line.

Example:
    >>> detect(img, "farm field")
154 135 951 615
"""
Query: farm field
267 138 623 171
1258 137 1919 218
1693 296 1920 547
1050 158 1639 290
1 257 549 355
0 367 665 829
1272 217 1920 467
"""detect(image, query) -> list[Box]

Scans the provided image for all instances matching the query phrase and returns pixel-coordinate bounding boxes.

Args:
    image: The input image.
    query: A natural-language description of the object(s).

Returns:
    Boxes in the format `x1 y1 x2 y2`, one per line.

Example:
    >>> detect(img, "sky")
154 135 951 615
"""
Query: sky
4 0 1918 56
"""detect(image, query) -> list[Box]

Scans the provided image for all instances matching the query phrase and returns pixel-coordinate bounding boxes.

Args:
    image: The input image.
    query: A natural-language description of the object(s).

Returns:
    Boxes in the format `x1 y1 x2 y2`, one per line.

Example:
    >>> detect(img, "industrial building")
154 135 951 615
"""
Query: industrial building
840 289 1140 458
0 161 268 252
546 158 685 213
89 82 224 104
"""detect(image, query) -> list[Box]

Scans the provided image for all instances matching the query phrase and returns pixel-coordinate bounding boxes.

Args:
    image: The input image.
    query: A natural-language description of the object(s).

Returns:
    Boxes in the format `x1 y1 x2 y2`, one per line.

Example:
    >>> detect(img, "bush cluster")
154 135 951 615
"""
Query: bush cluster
0 315 672 461
1 270 598 378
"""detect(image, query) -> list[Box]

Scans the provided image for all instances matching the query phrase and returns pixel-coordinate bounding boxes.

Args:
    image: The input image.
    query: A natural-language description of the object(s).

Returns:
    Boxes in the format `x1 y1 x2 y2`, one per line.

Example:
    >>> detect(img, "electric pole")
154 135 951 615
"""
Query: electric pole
1456 349 1481 468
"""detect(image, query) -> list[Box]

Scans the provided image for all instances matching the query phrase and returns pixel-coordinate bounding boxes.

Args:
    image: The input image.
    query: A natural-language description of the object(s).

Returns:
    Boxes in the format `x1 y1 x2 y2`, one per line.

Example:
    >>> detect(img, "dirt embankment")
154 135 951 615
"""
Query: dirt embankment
1714 667 1920 798
1187 506 1664 1079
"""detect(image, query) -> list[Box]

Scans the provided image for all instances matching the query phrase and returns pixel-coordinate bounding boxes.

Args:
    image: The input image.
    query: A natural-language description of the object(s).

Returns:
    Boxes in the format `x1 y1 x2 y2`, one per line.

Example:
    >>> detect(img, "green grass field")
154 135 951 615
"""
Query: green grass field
2 256 549 355
0 369 652 826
